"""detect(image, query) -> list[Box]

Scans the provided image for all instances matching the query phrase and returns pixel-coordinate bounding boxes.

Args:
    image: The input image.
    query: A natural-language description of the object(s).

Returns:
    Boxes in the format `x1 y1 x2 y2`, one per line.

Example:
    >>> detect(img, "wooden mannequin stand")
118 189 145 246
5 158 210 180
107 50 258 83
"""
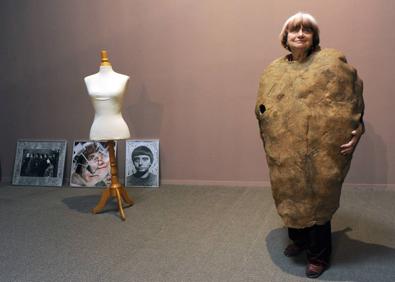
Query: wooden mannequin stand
92 140 134 220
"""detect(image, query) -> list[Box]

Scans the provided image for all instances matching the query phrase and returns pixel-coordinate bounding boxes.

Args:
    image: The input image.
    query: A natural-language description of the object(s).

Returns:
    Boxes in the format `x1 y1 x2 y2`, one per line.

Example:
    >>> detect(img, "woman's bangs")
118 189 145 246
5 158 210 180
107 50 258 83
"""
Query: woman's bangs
287 16 314 32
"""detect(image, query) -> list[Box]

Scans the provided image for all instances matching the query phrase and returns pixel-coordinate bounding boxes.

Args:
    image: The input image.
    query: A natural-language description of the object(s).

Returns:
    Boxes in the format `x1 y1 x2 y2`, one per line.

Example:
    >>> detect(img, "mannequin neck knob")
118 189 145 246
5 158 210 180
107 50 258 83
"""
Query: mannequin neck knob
100 50 112 66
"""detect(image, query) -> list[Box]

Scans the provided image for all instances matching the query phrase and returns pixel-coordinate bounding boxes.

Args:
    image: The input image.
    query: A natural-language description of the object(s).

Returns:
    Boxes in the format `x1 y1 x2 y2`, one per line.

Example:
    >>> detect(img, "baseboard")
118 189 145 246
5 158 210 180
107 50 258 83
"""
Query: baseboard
1 176 395 190
342 183 395 190
162 180 395 190
161 179 270 187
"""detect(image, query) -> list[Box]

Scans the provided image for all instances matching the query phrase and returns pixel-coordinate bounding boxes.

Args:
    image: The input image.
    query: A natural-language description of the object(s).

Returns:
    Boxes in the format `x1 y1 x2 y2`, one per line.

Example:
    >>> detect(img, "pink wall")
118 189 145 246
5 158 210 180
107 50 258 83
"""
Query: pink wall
1 0 394 186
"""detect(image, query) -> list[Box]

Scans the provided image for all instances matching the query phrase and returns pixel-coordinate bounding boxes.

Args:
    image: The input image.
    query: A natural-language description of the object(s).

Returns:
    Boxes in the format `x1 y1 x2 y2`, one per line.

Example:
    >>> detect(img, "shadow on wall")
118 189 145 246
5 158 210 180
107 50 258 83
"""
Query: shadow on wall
266 227 395 281
346 121 388 185
125 84 164 138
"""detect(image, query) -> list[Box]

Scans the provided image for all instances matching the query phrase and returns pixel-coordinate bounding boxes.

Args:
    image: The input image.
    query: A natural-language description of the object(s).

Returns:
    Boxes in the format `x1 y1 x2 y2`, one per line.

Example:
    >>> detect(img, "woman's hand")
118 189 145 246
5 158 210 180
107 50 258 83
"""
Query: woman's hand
340 122 365 155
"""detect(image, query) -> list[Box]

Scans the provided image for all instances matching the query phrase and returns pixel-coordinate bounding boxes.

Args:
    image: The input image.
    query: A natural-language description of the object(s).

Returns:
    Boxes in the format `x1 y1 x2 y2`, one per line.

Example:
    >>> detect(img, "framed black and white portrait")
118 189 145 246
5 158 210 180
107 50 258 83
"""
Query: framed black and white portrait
125 140 159 187
70 141 116 187
12 140 67 187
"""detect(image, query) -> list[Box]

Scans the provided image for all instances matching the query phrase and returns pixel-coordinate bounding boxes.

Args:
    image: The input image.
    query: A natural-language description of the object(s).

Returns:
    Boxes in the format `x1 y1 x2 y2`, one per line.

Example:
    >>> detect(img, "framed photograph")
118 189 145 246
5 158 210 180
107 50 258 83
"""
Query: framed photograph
125 140 159 187
70 140 116 187
12 140 67 187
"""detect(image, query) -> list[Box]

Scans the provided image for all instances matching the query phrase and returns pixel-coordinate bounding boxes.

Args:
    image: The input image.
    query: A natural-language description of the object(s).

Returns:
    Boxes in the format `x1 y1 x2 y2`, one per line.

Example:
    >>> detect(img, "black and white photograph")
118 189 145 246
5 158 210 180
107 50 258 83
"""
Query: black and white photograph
125 140 159 187
12 140 67 187
70 141 115 187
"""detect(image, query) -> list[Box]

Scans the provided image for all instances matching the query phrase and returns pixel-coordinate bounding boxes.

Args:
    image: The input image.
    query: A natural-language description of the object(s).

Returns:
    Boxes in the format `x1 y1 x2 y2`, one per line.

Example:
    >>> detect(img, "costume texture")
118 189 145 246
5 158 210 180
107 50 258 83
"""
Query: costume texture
255 48 364 228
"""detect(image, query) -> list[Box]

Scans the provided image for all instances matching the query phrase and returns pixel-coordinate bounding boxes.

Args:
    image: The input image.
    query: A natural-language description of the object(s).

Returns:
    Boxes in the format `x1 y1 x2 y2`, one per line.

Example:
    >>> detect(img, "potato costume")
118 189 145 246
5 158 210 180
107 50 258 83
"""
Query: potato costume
255 48 364 228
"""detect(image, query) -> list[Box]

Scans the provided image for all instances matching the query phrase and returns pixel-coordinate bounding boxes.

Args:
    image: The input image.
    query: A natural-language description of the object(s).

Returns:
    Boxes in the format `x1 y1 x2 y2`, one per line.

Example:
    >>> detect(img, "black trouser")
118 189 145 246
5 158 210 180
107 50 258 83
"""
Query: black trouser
288 221 332 263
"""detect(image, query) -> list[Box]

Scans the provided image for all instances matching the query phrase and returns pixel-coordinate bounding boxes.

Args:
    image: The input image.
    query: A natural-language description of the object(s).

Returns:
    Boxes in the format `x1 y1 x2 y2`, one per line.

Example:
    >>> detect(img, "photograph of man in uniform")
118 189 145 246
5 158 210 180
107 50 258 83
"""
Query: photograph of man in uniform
126 145 158 187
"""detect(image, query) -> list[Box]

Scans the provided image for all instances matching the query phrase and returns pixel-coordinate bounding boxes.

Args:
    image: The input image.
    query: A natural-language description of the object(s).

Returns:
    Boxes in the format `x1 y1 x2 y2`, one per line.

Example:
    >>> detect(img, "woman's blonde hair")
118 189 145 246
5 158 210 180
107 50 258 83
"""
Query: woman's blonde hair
279 12 320 52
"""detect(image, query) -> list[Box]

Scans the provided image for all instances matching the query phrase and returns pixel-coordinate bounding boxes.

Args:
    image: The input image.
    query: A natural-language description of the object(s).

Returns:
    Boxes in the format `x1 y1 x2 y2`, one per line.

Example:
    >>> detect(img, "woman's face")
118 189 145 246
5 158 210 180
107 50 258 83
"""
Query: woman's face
82 152 109 185
287 25 313 53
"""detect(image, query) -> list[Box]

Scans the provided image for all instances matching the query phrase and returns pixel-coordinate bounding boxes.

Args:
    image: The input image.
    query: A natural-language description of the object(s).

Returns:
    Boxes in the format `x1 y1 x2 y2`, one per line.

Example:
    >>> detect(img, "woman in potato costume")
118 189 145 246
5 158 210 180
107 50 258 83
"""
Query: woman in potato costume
255 12 364 278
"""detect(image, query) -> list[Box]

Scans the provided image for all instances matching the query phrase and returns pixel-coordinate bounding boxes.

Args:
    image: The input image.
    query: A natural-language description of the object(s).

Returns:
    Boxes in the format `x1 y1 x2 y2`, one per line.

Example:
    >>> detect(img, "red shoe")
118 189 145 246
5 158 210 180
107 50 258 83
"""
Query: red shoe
305 260 329 278
283 243 307 257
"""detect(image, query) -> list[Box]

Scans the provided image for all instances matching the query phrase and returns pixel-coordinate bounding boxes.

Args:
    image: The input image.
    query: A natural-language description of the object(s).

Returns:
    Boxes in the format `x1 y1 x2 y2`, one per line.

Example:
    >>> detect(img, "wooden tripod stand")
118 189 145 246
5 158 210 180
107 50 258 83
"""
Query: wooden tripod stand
92 140 134 220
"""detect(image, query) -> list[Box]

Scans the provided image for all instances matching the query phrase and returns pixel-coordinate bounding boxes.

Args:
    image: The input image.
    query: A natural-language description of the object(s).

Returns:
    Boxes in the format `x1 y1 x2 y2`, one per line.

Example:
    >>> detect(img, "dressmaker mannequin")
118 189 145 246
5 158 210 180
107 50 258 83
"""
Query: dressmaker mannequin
84 51 130 140
84 50 133 220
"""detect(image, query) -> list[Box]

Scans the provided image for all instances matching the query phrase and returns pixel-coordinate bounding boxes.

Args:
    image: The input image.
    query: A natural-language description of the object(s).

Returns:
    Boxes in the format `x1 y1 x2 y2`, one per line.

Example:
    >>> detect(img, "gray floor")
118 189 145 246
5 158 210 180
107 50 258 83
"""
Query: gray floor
0 184 394 282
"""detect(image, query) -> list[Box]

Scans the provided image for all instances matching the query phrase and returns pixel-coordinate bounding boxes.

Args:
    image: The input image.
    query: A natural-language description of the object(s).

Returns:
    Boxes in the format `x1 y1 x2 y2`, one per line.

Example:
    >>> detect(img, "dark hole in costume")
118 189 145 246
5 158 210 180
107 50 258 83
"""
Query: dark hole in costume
259 104 266 114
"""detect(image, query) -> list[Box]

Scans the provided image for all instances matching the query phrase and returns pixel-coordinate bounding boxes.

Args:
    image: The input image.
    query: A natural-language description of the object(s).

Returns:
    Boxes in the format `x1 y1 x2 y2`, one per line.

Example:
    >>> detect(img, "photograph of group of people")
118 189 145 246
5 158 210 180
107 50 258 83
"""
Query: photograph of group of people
70 140 159 188
12 140 67 187
20 149 59 178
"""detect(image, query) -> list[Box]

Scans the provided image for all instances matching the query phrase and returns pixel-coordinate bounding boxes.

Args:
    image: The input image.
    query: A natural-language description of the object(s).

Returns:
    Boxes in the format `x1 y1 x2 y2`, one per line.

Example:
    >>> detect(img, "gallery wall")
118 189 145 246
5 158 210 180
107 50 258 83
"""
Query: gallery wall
1 0 394 186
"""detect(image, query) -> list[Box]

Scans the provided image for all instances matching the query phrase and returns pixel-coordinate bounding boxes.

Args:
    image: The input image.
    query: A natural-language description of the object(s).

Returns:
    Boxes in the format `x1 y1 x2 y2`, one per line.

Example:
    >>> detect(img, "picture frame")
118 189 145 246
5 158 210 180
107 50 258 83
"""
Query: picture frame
12 140 67 187
125 139 160 187
70 140 116 187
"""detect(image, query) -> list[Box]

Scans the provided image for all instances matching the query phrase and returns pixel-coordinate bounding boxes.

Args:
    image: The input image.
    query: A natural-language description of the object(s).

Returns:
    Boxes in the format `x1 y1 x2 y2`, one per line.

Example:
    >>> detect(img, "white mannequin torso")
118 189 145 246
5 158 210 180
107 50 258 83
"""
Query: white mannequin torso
84 66 131 140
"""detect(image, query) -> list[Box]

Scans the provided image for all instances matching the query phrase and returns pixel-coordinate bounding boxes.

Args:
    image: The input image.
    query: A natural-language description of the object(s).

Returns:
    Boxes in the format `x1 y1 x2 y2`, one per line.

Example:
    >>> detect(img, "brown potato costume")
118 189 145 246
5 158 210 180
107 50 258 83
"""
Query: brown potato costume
255 48 364 228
